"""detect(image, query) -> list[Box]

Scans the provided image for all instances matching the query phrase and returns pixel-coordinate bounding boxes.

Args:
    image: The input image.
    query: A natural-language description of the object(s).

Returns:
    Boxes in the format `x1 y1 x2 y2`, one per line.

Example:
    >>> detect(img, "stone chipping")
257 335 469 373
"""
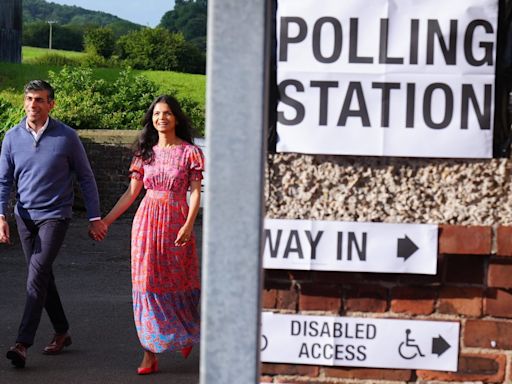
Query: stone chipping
265 154 512 225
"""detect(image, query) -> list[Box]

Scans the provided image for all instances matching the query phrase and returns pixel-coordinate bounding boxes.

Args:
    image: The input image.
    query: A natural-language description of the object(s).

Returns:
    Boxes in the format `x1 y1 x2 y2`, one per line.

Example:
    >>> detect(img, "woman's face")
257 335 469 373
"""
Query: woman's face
152 101 176 134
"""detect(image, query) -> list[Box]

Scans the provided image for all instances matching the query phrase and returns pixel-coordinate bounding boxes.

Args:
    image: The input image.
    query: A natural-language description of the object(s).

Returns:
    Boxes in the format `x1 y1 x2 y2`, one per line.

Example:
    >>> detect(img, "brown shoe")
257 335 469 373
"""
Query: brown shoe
42 333 72 355
6 343 27 368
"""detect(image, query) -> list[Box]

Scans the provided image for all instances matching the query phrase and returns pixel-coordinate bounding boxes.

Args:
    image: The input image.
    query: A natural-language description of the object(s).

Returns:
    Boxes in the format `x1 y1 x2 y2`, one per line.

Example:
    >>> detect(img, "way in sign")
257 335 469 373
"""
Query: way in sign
264 229 368 261
262 219 438 275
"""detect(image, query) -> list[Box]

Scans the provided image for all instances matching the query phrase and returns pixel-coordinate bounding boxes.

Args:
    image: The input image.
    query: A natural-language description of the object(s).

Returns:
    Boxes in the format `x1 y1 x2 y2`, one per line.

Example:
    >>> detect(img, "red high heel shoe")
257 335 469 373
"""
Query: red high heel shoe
137 359 159 375
180 346 193 359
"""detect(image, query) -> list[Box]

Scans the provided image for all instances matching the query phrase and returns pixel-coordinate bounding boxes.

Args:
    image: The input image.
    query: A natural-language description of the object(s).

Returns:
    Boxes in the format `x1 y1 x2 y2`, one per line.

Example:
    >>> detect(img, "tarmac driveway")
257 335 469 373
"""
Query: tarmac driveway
0 217 201 384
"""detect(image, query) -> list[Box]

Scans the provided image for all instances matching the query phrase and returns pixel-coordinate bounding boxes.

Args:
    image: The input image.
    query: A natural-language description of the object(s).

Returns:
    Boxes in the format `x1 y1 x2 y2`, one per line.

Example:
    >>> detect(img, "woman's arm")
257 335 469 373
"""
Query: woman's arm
103 177 144 227
175 180 201 246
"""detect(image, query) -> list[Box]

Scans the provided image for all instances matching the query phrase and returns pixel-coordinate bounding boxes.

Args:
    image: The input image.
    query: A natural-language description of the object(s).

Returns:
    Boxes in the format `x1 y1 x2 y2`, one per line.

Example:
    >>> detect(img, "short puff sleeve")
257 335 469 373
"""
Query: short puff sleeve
188 145 205 182
129 156 145 180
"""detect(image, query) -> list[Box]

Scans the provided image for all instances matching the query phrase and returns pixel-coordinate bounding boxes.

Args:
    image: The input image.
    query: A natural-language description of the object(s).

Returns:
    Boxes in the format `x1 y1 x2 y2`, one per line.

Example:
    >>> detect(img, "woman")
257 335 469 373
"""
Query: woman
101 95 204 374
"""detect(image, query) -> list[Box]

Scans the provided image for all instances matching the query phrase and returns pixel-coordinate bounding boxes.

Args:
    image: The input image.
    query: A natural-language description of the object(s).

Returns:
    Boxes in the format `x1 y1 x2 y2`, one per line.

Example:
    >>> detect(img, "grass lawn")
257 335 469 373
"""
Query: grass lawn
22 46 86 61
0 47 206 107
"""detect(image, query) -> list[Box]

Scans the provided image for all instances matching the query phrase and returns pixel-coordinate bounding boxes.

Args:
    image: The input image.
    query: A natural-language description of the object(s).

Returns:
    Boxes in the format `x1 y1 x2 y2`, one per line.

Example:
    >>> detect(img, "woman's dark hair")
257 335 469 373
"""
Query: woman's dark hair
134 95 195 162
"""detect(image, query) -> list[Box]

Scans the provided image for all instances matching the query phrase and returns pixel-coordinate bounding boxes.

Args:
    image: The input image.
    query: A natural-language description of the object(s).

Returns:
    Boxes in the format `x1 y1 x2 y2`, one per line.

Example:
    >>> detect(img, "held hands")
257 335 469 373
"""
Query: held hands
88 219 108 241
0 217 10 244
175 224 193 247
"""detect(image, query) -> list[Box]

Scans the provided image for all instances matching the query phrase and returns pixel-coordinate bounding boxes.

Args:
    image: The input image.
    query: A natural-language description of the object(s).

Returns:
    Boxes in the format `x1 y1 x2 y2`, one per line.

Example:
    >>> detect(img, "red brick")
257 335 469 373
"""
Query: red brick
345 285 388 313
259 376 273 383
439 225 492 255
390 286 436 315
488 260 512 289
465 320 512 349
444 254 485 285
497 226 512 257
438 286 483 317
485 289 512 318
417 353 505 383
324 366 413 381
299 284 341 313
261 363 319 376
262 289 278 309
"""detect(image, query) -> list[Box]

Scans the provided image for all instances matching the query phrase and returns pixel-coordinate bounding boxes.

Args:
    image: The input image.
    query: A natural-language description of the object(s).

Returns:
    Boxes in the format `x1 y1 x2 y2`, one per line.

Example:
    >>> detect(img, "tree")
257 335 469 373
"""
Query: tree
23 21 83 51
159 0 207 51
84 27 115 58
116 28 182 71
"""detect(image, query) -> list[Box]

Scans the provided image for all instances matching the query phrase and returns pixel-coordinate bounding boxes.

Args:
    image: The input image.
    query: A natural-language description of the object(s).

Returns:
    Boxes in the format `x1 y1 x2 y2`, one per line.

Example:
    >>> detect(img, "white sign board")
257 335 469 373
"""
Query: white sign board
276 0 497 158
261 312 460 371
264 219 438 274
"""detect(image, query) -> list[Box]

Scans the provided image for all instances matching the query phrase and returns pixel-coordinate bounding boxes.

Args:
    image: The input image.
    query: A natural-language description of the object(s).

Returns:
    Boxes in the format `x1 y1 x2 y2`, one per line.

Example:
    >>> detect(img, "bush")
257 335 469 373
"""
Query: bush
0 98 24 141
0 66 205 138
45 66 204 134
48 66 156 130
84 27 116 59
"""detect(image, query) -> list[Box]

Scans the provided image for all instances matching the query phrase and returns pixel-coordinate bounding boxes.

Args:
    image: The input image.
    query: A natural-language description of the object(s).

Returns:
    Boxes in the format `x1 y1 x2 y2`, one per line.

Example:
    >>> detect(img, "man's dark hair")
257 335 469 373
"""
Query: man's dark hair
24 80 55 101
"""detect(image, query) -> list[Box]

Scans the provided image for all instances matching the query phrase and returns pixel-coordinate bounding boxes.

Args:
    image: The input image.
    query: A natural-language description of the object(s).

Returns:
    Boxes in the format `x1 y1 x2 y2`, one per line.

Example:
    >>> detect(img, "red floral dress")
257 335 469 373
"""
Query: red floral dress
129 143 204 353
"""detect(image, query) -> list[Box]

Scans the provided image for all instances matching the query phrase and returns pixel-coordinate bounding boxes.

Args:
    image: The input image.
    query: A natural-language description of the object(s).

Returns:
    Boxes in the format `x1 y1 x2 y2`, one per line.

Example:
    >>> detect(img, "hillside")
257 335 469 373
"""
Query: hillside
23 0 142 29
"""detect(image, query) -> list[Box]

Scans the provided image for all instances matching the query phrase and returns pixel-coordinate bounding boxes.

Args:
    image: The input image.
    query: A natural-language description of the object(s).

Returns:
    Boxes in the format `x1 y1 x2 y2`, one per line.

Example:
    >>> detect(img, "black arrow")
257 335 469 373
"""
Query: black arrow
397 235 419 261
432 335 451 356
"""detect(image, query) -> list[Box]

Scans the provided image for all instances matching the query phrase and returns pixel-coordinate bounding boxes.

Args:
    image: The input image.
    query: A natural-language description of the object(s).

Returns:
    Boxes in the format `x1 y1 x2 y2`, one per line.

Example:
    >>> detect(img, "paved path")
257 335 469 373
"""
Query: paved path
0 217 201 384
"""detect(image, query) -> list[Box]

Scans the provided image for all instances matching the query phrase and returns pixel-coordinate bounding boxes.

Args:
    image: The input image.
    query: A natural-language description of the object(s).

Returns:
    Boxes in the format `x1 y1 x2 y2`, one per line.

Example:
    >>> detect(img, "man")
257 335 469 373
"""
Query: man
0 80 107 368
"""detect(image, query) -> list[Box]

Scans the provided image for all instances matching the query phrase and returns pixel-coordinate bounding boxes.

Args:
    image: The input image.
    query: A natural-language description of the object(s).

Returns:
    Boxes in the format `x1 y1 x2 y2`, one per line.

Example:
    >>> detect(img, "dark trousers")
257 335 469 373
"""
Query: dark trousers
15 216 71 347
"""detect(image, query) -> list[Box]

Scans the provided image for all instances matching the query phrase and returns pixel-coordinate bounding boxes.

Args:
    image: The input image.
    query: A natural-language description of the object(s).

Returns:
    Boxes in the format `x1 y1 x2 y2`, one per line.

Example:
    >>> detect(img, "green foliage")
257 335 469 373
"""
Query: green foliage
23 21 84 51
174 95 205 137
116 28 181 71
84 27 116 59
43 66 205 135
0 58 206 136
0 98 24 141
116 28 205 74
47 66 156 130
160 0 207 51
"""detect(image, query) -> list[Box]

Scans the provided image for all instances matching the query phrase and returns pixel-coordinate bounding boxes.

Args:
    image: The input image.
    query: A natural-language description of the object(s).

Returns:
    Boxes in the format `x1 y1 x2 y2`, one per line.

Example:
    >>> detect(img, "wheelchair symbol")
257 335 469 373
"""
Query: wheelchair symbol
260 335 268 351
398 329 425 360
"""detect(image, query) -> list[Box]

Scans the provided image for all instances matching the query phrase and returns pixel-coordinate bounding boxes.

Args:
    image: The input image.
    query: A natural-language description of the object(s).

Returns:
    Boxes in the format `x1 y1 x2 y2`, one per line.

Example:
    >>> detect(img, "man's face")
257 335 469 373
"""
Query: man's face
24 90 55 128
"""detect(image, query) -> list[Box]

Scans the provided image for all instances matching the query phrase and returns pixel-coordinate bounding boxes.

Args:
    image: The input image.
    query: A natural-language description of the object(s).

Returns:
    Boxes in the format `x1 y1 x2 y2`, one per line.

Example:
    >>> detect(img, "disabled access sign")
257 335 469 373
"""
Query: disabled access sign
261 312 459 371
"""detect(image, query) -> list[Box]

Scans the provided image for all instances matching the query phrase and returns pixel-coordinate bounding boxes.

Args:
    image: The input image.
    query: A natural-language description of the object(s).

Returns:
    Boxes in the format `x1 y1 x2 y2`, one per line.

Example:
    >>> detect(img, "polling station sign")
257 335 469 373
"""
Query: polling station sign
276 0 497 158
264 219 438 274
261 312 460 371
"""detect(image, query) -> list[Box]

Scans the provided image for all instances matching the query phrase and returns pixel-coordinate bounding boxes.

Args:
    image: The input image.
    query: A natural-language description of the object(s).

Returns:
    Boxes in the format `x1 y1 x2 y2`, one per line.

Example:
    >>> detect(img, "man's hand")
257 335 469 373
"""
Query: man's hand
0 216 10 244
88 219 108 241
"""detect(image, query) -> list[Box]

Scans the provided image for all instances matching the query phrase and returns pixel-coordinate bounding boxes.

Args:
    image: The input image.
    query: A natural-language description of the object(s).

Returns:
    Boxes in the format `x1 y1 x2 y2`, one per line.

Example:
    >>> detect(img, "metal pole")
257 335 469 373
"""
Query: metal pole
201 0 269 382
48 21 56 50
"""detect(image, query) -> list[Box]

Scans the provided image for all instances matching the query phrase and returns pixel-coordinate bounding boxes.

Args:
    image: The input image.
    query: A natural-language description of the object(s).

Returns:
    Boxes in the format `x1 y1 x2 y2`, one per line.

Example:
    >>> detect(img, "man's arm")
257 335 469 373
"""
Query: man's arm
69 131 101 219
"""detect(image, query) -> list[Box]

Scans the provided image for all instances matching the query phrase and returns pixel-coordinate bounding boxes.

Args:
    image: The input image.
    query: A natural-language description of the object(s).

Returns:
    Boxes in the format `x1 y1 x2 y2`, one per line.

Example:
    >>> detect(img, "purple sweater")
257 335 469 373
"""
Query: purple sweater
0 117 101 220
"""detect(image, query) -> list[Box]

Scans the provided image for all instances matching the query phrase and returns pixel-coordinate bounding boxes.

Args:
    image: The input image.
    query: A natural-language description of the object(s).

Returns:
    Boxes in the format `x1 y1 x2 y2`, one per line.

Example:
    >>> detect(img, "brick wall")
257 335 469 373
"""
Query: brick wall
261 228 512 382
262 153 512 383
76 130 141 218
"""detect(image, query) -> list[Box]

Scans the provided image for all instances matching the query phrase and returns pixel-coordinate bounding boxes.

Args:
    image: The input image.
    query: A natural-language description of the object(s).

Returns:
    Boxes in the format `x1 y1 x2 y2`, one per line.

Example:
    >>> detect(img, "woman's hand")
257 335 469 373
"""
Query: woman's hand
175 224 193 246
